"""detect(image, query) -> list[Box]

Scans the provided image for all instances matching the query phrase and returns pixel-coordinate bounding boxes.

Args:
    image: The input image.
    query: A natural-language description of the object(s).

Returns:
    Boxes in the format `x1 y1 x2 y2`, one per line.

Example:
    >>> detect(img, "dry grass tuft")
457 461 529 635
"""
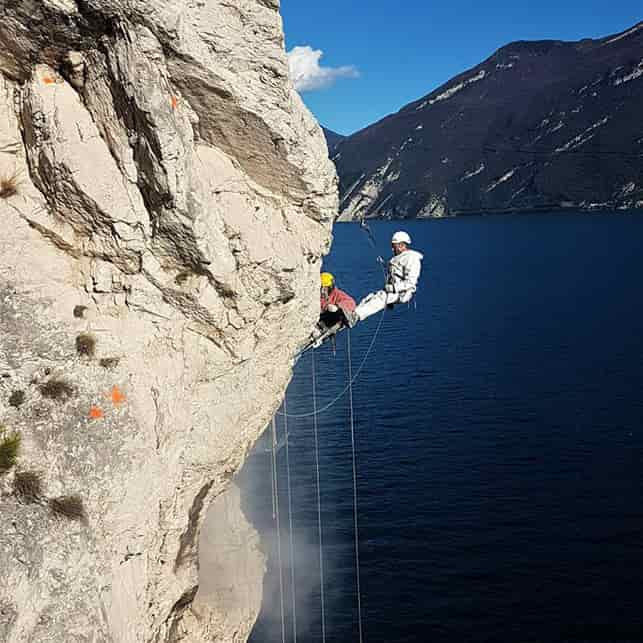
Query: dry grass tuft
0 429 21 474
76 333 96 357
39 378 74 401
13 470 43 503
0 173 18 199
49 495 86 521
99 357 120 369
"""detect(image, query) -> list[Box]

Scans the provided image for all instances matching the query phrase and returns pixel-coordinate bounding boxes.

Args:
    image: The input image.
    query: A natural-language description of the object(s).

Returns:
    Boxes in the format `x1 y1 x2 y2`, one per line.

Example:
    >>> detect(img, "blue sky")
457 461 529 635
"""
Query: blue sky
281 0 643 135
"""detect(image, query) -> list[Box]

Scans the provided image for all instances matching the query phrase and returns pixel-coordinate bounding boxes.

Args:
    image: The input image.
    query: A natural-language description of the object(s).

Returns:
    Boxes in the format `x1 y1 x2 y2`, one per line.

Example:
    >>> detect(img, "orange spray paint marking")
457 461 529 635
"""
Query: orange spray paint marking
170 95 178 110
89 406 104 420
111 385 126 405
42 76 56 85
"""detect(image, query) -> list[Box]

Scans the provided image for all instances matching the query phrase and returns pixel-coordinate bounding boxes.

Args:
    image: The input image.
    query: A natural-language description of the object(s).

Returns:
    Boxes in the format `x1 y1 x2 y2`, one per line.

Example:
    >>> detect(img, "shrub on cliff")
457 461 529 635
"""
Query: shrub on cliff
49 495 86 522
39 378 74 401
0 173 18 199
0 428 21 474
9 390 25 407
75 333 96 357
13 470 43 503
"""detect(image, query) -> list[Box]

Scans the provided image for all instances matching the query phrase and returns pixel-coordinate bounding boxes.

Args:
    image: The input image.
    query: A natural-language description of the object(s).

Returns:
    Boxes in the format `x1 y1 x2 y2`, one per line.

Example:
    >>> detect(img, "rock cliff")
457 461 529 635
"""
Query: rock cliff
0 1 337 641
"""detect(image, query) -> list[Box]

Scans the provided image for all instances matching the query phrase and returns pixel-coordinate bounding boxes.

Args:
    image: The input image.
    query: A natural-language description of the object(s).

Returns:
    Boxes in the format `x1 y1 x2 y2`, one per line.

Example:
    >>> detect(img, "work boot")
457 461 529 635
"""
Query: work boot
345 310 360 328
311 323 324 338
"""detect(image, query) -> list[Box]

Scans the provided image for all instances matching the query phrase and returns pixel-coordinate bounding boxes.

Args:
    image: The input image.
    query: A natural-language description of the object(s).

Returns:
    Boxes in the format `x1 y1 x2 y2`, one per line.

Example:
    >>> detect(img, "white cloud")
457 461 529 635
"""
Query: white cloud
287 46 359 92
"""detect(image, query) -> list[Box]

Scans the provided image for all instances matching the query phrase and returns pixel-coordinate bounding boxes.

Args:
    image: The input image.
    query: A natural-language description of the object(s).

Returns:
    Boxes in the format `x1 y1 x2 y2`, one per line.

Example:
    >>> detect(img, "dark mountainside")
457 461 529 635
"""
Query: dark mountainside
322 126 345 155
333 22 643 219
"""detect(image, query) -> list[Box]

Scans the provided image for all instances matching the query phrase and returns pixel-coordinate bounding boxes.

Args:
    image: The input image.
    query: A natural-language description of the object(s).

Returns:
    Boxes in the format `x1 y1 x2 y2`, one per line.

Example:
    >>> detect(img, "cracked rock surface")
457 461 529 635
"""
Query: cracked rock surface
0 1 336 641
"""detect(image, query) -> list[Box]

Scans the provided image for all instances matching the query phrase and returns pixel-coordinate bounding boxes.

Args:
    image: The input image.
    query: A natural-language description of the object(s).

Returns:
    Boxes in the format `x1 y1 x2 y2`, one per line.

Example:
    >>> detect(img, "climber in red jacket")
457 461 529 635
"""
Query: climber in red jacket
319 272 358 331
302 272 359 351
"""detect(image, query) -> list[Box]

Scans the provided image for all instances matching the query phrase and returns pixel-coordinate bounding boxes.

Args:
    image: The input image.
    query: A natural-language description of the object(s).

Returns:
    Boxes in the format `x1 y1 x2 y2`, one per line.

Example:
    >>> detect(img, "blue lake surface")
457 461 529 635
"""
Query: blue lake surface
240 213 643 643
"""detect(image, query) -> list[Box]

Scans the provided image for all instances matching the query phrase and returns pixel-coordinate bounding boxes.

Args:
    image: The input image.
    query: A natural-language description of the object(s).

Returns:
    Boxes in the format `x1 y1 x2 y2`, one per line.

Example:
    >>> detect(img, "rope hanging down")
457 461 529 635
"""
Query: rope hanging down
271 329 368 643
282 396 298 643
276 306 386 420
347 329 364 643
357 215 389 283
271 218 384 640
270 418 287 643
311 349 327 643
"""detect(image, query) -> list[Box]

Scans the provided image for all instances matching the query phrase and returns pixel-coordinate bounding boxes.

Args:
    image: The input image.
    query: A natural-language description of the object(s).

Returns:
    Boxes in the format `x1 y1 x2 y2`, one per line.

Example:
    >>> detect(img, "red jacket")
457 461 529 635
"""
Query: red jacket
320 287 356 313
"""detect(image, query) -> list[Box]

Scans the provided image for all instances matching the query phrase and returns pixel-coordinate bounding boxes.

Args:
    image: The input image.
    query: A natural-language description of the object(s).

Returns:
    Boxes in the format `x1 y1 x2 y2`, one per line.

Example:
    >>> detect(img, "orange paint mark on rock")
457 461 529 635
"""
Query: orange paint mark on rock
89 406 104 419
111 385 126 405
170 95 178 110
42 76 56 85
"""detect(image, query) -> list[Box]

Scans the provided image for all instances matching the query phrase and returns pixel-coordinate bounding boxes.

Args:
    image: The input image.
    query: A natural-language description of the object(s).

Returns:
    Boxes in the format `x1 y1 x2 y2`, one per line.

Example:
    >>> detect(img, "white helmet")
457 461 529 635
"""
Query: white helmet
391 231 411 245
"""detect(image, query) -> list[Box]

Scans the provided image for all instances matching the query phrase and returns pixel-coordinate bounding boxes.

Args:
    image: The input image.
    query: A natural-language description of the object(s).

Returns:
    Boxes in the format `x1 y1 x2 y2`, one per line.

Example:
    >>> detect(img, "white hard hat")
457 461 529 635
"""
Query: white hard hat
391 231 411 245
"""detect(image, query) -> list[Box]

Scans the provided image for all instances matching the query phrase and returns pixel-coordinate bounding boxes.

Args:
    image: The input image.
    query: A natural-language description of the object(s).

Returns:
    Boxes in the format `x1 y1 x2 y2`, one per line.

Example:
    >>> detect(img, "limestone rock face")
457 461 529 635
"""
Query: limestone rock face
0 2 336 641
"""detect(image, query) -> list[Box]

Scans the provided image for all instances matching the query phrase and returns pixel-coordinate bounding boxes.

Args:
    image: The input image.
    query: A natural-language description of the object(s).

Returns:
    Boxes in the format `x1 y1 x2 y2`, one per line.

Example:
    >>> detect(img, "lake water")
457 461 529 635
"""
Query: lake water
239 213 643 643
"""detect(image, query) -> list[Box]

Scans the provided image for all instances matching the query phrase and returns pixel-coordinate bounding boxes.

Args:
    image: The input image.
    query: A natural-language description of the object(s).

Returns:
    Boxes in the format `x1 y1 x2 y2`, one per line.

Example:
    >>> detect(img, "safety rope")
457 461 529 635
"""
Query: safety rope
311 349 327 643
347 330 364 643
358 216 378 252
357 216 389 283
271 417 287 643
271 315 374 642
277 306 386 419
272 220 388 640
283 396 298 643
270 427 277 520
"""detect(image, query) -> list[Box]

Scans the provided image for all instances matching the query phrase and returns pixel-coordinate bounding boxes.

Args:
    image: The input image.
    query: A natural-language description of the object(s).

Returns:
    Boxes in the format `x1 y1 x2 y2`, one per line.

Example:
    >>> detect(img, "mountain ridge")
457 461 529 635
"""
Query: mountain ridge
332 21 643 219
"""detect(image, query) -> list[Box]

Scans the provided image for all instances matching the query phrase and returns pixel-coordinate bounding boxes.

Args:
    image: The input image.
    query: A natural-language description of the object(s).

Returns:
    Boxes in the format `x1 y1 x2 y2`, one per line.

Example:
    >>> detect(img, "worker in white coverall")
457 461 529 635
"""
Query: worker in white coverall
355 231 423 321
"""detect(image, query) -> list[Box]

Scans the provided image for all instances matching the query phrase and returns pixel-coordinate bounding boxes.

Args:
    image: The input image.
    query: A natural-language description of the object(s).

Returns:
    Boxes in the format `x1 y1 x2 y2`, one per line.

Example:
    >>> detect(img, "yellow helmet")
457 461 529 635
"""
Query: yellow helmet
320 272 335 288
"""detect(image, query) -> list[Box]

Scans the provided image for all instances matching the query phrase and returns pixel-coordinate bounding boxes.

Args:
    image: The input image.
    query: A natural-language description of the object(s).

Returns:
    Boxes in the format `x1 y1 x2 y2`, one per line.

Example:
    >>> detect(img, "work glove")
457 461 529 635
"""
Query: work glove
326 304 338 312
385 283 395 294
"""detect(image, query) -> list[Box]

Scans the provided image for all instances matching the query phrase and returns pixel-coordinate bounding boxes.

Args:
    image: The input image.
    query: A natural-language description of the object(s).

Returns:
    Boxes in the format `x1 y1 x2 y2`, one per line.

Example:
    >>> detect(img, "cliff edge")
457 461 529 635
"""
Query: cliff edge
0 1 336 641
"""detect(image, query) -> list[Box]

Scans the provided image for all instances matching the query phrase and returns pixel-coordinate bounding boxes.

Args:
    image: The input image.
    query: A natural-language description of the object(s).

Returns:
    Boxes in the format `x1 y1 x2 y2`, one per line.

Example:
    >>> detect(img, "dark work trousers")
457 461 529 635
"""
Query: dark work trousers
319 309 344 329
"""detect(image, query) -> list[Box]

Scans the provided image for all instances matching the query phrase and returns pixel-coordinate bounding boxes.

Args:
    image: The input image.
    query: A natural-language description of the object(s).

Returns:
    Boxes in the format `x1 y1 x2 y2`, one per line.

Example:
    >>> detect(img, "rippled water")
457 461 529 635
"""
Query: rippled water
240 213 643 643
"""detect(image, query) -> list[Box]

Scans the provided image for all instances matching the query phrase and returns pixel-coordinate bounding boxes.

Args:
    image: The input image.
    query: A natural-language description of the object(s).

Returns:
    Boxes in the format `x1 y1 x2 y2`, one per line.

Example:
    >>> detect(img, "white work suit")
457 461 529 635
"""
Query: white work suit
355 249 424 321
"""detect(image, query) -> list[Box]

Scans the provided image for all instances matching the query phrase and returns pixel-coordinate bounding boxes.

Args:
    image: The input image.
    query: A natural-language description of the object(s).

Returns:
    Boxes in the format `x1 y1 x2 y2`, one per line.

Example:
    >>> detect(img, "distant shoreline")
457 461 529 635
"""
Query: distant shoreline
336 205 643 221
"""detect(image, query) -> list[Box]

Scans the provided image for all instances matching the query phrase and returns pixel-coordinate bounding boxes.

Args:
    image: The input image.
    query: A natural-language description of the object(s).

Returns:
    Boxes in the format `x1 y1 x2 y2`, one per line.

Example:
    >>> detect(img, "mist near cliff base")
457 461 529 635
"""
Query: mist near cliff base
237 427 348 643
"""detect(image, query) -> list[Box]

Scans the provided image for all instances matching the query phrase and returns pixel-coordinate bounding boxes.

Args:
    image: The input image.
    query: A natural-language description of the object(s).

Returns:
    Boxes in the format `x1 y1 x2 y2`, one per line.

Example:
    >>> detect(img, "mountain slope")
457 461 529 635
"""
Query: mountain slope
322 126 345 155
334 22 643 218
